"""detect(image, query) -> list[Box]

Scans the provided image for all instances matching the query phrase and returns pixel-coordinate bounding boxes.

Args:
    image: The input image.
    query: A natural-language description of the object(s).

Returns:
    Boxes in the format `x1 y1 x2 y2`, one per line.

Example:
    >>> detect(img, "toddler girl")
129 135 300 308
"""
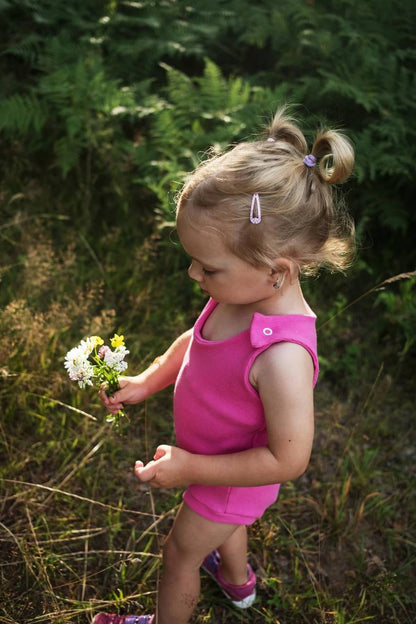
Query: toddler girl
94 108 354 624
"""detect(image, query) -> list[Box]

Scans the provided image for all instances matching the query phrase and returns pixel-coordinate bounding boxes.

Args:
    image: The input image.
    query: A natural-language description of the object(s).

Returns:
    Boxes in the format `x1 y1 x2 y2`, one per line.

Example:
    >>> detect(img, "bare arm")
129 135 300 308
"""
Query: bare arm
101 328 193 413
135 341 315 487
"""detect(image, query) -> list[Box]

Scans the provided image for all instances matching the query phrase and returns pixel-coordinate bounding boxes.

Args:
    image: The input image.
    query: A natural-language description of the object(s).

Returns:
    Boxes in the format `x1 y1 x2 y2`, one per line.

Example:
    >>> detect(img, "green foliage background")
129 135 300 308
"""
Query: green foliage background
0 1 415 622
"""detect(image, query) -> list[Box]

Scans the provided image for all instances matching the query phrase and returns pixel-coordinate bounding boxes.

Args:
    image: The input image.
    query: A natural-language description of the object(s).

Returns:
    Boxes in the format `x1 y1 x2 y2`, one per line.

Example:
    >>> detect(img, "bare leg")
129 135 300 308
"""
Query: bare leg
217 524 248 585
156 503 241 624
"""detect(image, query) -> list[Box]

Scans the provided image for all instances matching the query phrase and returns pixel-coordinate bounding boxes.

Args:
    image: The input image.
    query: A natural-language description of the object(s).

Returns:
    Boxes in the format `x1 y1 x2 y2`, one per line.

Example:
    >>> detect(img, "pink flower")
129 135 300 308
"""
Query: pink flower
98 345 111 359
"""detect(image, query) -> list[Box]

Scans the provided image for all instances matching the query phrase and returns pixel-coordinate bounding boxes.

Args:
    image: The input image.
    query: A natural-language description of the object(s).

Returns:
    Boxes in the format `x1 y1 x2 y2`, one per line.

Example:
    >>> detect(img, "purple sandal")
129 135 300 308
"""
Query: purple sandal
201 550 256 608
92 614 154 624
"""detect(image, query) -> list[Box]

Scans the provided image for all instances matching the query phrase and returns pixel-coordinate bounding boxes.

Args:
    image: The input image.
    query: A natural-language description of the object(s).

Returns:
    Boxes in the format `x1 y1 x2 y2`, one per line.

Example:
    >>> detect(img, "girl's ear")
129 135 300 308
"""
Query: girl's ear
269 258 298 284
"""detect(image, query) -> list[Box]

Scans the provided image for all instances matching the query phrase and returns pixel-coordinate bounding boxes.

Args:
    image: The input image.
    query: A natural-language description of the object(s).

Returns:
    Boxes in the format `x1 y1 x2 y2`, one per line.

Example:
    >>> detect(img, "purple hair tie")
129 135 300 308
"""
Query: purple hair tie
303 154 317 167
249 193 262 224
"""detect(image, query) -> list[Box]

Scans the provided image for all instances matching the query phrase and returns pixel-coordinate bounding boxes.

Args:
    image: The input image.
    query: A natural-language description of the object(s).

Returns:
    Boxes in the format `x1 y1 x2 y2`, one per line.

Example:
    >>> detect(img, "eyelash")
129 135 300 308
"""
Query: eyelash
202 268 216 276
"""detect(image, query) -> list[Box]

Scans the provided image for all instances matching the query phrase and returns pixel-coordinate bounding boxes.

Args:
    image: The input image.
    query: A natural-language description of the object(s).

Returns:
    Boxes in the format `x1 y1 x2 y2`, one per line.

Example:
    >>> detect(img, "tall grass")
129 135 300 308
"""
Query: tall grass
1 210 415 623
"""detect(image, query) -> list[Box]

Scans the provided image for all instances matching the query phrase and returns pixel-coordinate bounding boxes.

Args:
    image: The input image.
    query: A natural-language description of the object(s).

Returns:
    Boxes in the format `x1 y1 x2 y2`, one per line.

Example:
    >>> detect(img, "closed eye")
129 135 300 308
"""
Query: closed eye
202 268 216 276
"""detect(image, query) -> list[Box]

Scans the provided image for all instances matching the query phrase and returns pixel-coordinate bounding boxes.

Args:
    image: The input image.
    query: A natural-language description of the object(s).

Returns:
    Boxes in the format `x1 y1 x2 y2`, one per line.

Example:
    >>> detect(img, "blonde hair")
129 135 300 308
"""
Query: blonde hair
176 108 355 275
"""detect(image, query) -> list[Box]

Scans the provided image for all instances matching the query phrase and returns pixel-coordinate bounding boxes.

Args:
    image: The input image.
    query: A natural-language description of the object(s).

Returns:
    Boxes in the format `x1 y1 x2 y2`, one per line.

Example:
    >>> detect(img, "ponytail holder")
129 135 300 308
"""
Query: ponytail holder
303 154 317 168
267 137 275 142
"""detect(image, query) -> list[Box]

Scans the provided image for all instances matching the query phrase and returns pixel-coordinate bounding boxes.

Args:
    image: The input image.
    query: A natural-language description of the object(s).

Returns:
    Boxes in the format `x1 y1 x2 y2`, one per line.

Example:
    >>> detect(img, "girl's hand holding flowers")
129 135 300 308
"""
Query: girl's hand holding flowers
99 374 150 415
64 334 129 429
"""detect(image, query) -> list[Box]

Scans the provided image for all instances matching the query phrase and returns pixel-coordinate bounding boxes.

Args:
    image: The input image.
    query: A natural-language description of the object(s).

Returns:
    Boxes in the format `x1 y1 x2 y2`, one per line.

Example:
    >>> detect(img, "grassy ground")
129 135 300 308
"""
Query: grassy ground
1 216 415 624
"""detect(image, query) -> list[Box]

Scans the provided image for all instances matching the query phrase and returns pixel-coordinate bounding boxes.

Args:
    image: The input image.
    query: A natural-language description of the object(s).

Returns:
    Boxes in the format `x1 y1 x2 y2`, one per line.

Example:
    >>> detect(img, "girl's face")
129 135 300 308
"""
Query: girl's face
177 215 274 305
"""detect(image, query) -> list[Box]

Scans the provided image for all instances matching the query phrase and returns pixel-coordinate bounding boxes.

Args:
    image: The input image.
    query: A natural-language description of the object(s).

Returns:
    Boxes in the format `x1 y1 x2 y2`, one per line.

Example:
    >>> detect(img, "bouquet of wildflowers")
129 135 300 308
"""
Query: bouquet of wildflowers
64 334 129 428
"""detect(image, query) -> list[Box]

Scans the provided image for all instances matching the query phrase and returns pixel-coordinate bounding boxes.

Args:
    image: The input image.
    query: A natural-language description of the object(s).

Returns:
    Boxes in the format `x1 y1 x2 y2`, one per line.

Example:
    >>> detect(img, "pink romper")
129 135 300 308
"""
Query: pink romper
173 298 319 525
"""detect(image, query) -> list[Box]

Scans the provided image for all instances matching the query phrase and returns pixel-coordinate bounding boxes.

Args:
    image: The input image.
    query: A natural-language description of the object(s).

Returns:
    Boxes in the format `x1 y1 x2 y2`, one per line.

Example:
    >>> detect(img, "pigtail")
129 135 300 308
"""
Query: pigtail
311 129 354 184
267 108 307 154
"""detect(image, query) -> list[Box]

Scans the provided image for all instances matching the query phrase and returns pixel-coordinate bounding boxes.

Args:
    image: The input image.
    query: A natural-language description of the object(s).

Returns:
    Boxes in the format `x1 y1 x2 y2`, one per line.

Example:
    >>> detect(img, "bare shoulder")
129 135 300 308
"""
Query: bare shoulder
250 341 315 391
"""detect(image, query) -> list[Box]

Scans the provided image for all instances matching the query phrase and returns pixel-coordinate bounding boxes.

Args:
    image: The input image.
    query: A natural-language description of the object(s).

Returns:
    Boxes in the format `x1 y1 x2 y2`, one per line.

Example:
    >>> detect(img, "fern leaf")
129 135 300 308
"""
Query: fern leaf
0 93 46 135
54 136 82 178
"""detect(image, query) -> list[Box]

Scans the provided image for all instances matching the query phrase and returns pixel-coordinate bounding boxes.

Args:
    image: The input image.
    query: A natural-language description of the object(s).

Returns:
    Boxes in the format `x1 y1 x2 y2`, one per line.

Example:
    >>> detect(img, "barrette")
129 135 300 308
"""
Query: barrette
249 193 262 224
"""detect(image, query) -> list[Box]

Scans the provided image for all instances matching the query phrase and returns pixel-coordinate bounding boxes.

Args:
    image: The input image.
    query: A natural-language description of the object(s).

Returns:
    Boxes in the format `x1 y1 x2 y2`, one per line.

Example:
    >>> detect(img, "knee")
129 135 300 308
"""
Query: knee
162 531 204 572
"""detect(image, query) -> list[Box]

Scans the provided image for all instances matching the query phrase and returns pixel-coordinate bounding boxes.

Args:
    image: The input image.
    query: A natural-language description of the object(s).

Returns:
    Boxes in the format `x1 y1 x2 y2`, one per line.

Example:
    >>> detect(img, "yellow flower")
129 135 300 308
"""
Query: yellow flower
111 333 125 348
91 336 104 347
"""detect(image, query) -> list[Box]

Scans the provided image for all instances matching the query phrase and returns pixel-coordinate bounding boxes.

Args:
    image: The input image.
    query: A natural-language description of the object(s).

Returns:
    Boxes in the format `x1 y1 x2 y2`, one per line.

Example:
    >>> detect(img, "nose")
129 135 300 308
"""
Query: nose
188 261 202 282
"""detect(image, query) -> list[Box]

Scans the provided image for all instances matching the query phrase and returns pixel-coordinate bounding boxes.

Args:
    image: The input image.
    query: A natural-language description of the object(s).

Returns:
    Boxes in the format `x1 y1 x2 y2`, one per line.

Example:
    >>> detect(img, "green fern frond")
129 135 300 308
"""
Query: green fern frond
159 63 194 107
198 59 225 108
2 33 44 65
54 136 82 178
0 93 46 134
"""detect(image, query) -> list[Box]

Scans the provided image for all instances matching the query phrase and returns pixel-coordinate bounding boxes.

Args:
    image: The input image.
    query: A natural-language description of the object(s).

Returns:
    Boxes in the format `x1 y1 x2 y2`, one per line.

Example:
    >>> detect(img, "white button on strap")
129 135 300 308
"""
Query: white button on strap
263 327 273 336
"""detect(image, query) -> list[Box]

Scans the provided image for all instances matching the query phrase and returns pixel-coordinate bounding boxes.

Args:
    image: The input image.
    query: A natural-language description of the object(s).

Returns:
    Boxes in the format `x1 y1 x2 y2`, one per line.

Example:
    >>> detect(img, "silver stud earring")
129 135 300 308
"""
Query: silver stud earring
273 280 280 290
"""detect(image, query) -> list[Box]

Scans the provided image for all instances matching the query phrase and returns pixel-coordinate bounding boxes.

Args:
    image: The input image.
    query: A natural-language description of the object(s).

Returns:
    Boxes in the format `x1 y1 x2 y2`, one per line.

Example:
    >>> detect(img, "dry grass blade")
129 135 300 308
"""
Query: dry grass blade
28 393 98 421
25 505 60 612
1 479 155 518
318 271 416 329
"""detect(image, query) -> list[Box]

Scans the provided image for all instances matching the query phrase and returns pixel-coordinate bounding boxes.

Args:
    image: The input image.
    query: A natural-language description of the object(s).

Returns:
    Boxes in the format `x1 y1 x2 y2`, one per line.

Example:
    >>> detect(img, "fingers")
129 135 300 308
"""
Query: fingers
134 459 157 483
107 394 124 412
99 382 125 414
153 445 169 461
100 395 124 414
99 376 147 414
134 446 170 485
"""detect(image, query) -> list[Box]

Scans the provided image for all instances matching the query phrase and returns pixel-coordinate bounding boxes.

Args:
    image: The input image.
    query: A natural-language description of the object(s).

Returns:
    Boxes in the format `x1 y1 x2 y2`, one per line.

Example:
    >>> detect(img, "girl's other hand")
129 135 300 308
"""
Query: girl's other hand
134 445 192 489
99 374 149 414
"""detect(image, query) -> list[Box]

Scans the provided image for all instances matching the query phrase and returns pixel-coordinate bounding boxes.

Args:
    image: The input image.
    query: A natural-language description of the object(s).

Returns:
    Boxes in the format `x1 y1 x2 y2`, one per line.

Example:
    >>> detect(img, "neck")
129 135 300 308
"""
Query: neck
243 279 310 317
